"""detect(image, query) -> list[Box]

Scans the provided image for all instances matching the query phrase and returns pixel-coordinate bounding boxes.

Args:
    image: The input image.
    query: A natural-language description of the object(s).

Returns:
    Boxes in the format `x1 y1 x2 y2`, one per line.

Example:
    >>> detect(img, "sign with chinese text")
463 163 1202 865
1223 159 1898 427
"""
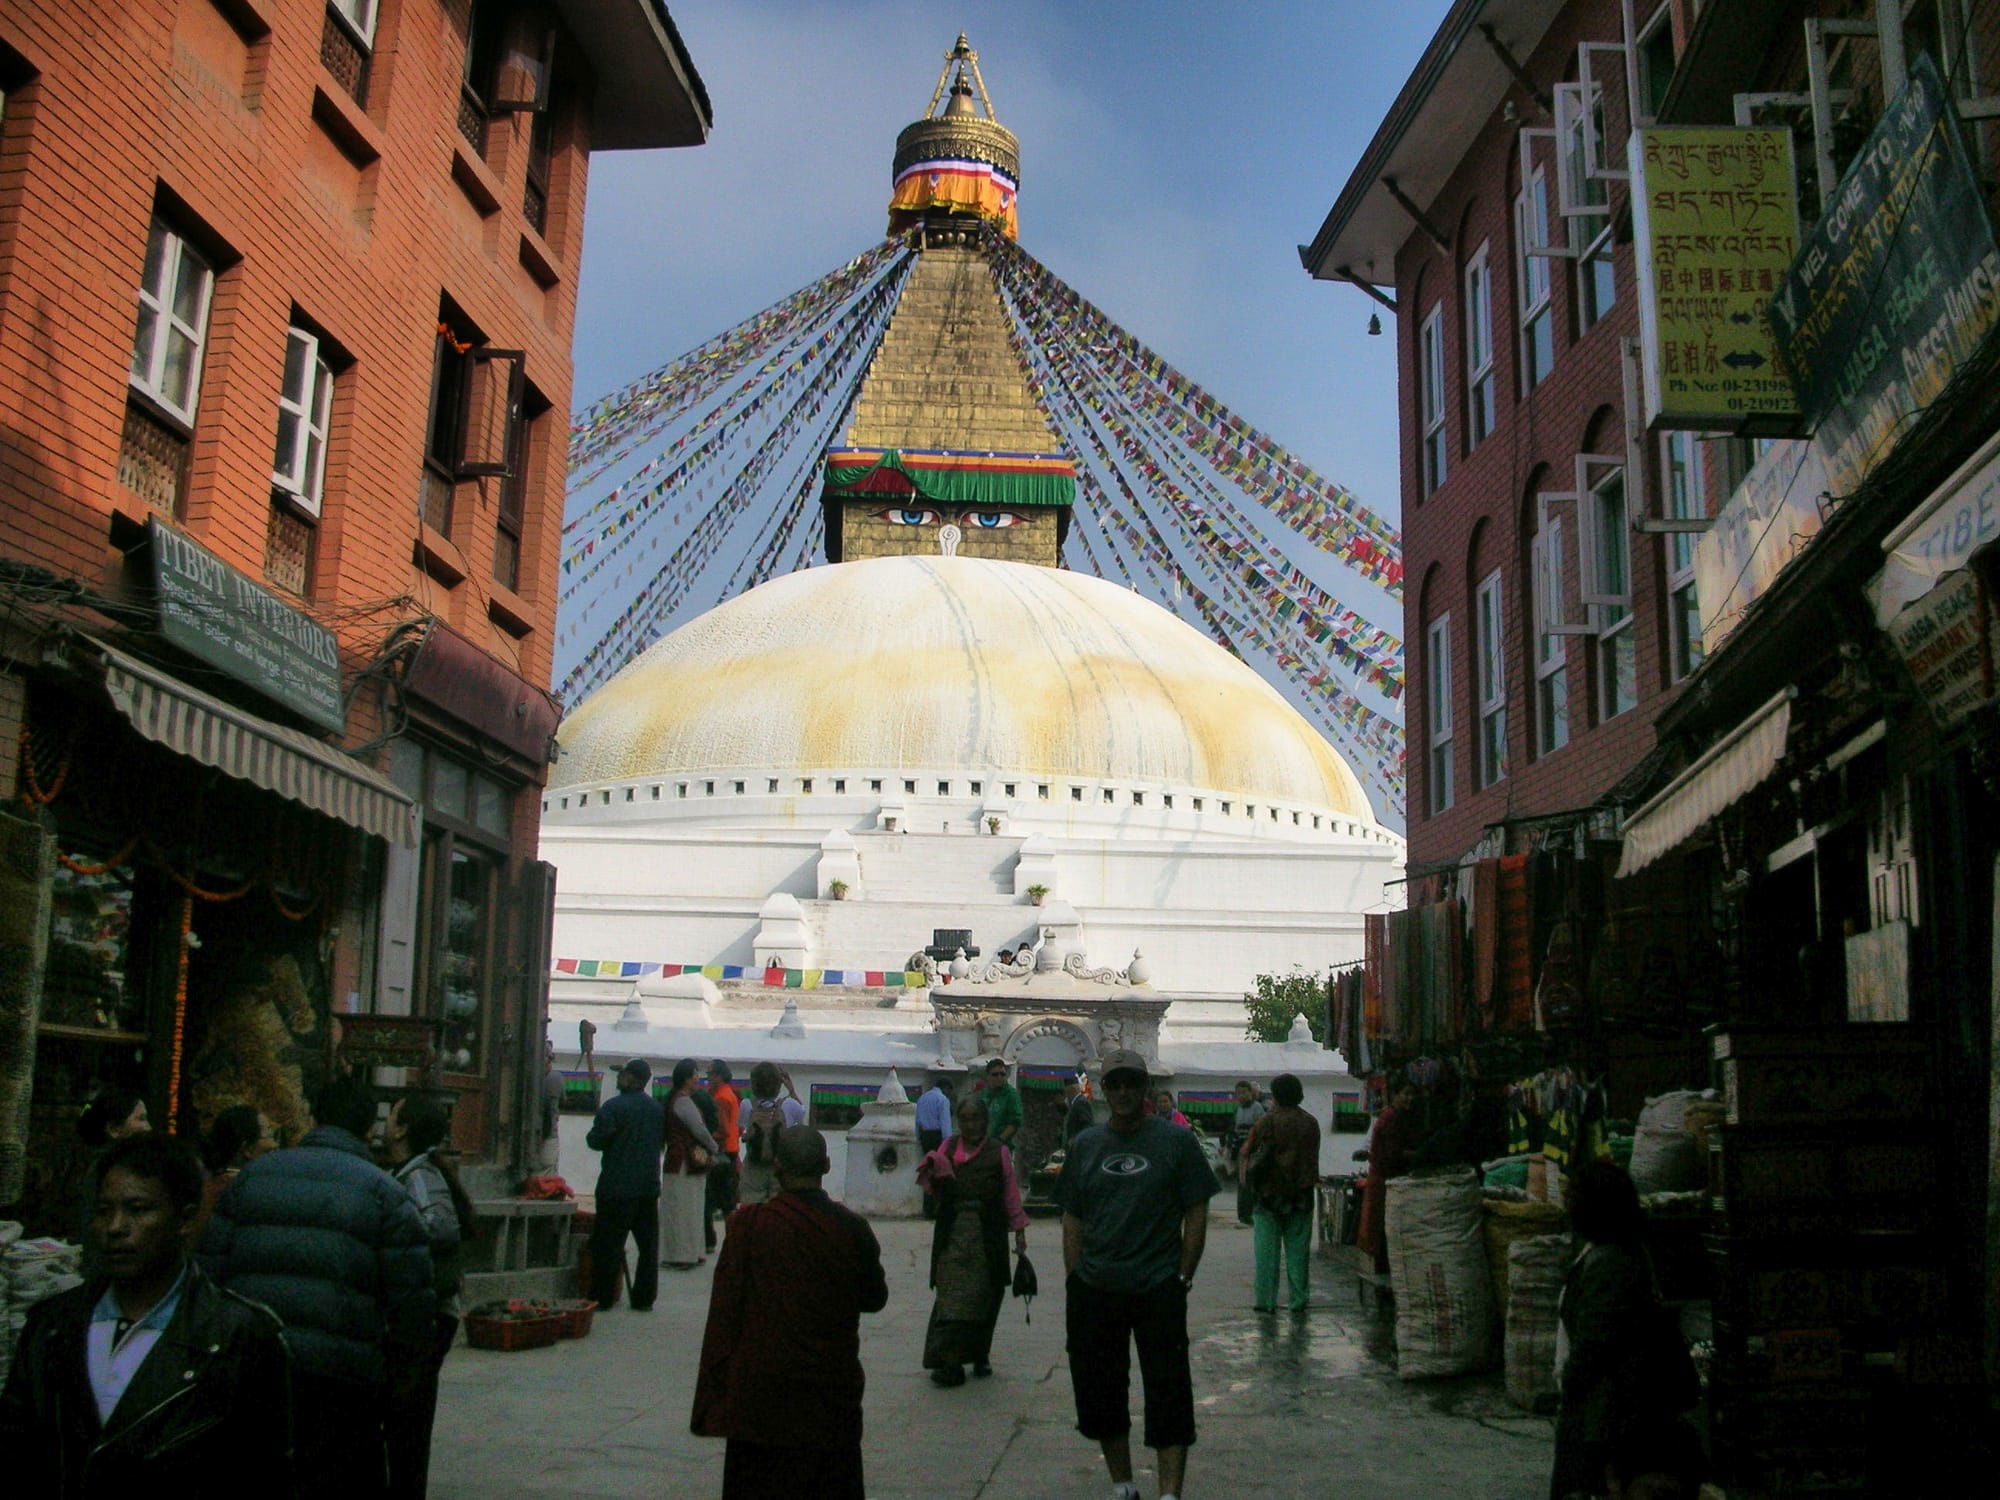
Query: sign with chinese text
1767 54 2000 496
145 518 345 733
1694 439 1830 654
1630 127 1802 429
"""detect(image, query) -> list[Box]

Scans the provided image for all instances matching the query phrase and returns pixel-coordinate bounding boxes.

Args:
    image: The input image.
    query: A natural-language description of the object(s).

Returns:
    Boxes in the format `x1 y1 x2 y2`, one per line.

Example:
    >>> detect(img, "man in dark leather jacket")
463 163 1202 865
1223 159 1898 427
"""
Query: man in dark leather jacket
0 1134 294 1498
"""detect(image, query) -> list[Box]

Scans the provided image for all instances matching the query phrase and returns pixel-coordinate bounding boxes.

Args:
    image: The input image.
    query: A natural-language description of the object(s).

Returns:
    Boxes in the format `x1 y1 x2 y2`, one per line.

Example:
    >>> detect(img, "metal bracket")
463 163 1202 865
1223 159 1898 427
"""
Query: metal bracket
1476 22 1550 115
1381 177 1452 254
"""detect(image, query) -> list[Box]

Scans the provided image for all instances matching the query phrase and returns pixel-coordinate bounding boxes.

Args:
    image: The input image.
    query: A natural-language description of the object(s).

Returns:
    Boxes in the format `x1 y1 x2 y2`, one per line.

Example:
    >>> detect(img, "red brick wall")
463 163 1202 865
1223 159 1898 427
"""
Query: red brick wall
0 0 595 719
1396 0 1678 868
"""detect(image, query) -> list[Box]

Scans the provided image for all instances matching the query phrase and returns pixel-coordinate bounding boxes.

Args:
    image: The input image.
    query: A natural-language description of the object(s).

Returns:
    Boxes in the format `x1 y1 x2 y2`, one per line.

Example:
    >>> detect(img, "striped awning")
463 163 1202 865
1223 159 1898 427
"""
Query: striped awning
95 641 419 847
1615 689 1793 879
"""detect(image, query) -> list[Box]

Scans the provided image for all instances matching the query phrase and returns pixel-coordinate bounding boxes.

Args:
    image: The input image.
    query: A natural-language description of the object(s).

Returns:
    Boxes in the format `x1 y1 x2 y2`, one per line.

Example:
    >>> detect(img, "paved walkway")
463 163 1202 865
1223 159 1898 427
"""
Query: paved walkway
432 1211 1553 1499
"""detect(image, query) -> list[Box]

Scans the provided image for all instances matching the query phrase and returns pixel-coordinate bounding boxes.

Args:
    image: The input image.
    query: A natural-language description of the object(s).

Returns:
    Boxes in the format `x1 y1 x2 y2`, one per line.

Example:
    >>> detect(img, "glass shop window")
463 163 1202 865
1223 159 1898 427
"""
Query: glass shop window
393 738 514 1078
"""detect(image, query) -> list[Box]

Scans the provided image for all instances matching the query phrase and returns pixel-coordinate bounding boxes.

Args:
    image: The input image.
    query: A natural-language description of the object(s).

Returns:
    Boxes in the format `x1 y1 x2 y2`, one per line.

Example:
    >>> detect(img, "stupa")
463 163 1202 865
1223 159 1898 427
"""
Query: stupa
540 38 1399 1180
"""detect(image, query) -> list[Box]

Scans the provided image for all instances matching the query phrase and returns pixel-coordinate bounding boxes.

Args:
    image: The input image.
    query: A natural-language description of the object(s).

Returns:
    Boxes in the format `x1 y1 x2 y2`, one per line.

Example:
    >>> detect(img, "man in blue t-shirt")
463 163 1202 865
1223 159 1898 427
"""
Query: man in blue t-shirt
1056 1049 1218 1500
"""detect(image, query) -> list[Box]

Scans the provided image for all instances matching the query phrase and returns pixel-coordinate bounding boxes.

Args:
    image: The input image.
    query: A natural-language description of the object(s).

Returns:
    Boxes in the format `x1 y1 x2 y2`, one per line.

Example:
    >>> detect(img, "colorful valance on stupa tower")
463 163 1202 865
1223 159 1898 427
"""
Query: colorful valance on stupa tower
887 34 1020 240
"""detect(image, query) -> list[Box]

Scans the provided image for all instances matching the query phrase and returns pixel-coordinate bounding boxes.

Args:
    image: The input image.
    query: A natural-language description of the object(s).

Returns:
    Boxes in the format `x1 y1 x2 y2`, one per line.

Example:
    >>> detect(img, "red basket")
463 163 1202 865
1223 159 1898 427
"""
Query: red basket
463 1311 564 1352
550 1299 598 1339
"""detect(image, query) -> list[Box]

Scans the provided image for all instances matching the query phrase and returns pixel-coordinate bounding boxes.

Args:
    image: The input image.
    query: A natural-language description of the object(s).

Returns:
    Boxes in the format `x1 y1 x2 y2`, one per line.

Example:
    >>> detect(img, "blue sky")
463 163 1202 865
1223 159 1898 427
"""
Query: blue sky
570 1 1443 527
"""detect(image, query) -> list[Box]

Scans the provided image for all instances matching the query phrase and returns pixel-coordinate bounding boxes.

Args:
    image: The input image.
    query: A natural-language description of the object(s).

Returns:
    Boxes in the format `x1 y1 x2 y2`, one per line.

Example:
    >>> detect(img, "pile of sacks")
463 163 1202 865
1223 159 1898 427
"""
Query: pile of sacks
0 1226 85 1385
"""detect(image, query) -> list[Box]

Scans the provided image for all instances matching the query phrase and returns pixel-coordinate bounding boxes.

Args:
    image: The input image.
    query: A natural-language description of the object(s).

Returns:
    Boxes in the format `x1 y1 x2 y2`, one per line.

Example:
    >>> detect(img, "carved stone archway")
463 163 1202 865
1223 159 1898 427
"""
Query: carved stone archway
1001 1016 1093 1067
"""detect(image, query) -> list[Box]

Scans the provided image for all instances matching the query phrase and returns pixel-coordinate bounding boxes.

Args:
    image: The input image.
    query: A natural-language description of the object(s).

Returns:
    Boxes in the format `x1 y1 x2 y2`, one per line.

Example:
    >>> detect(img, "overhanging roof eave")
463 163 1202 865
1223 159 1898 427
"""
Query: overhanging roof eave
1300 0 1566 287
560 0 713 152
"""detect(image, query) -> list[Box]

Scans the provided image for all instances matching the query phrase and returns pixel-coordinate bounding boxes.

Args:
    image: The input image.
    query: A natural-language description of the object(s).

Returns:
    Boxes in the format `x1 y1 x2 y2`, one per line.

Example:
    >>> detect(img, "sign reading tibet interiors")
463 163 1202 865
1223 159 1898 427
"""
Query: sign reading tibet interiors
1766 53 2000 497
1629 126 1802 429
145 517 345 733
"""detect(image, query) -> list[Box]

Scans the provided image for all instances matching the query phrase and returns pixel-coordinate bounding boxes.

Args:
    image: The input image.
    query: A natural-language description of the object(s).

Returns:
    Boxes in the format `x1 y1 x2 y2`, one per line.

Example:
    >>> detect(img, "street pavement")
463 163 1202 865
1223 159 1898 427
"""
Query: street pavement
431 1209 1553 1499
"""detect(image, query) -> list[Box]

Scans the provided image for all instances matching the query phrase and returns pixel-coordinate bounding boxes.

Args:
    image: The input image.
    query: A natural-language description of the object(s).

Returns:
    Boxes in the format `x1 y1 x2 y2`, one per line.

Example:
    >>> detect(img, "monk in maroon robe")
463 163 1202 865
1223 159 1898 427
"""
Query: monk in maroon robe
691 1125 888 1497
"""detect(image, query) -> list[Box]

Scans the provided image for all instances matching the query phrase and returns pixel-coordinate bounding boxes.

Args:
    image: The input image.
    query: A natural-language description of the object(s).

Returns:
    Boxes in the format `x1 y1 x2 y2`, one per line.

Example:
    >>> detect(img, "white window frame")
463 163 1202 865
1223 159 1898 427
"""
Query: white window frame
1475 569 1507 787
329 0 378 48
1514 172 1555 391
1558 81 1618 331
1532 520 1572 755
272 327 335 517
129 220 214 427
1588 464 1637 721
1419 305 1448 495
1427 612 1455 814
1464 243 1495 446
1633 3 1676 125
1661 431 1706 682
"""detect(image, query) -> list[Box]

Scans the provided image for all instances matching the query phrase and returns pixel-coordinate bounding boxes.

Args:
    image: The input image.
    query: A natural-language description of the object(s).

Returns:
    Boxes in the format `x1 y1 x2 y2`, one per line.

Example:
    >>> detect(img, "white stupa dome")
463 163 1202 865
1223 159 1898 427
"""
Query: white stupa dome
552 555 1372 821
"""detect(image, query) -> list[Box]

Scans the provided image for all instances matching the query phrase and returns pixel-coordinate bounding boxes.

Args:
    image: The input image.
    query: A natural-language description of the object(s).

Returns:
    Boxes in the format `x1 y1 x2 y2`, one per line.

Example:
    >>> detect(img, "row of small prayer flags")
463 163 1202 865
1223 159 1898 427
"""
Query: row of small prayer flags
554 958 928 989
809 1083 883 1102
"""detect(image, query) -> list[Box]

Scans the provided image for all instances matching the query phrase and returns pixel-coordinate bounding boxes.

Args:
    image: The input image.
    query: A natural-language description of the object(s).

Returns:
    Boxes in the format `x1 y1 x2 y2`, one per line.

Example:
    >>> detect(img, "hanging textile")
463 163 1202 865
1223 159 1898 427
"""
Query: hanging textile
1497 855 1533 1027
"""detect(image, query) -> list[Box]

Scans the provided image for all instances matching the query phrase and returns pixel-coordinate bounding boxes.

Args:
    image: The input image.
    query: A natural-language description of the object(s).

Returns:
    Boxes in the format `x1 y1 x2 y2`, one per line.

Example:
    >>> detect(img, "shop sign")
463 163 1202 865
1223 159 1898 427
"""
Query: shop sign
1868 427 2000 626
1629 127 1802 430
1878 566 1993 729
145 517 344 733
1694 438 1829 654
1766 54 2000 497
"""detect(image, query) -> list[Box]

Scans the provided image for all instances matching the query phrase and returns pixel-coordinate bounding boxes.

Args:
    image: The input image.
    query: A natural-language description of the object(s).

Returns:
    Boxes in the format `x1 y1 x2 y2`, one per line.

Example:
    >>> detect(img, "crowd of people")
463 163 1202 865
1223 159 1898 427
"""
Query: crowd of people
5 1058 1706 1500
3 1073 474 1500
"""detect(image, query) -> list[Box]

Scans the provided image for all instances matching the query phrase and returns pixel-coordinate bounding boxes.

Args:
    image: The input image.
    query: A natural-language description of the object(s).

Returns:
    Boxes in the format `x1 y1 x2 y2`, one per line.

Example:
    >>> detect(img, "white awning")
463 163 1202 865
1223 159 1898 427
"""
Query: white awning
94 640 419 847
1615 689 1793 879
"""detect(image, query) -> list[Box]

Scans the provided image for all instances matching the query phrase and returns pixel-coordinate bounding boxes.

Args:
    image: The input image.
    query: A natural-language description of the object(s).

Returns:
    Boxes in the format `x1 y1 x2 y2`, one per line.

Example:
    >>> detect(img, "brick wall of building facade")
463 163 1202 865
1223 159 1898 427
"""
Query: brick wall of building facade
1396 0 1684 869
0 0 592 763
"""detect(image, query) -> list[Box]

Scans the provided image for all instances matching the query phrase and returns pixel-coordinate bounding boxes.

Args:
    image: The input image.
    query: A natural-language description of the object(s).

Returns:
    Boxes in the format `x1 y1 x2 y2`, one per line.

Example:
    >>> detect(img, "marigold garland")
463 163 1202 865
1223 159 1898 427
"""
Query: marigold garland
167 894 192 1133
18 722 71 805
56 838 140 878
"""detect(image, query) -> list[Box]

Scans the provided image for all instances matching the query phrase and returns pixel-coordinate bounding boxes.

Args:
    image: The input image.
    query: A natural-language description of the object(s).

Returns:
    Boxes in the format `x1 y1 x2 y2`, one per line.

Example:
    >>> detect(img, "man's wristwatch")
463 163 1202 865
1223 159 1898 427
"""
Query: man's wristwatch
1178 1273 1195 1292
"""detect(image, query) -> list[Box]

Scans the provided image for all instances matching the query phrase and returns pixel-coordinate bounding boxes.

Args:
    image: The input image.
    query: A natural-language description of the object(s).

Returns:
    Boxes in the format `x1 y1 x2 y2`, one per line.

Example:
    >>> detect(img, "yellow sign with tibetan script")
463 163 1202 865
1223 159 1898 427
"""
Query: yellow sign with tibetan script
1631 127 1802 430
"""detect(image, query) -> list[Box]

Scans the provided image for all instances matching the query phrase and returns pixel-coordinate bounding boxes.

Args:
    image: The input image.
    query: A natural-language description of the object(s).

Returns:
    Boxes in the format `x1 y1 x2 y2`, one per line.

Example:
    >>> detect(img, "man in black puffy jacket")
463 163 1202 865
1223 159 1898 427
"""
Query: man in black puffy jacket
201 1074 434 1499
1 1135 294 1498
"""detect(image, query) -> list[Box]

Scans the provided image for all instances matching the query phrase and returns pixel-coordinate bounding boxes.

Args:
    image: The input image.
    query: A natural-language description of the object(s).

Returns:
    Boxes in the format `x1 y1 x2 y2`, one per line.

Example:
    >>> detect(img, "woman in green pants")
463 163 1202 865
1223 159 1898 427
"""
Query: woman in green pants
1240 1073 1320 1313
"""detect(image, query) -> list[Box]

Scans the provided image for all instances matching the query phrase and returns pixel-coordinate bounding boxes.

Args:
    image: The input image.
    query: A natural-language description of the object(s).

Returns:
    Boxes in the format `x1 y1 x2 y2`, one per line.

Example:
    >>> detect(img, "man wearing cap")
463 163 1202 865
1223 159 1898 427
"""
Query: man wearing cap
1056 1049 1219 1500
586 1059 666 1312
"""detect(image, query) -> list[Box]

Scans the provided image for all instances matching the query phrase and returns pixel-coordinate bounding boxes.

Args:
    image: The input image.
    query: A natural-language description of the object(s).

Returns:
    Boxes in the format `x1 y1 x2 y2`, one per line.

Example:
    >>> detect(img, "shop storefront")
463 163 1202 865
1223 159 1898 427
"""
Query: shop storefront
378 619 560 1174
2 519 418 1236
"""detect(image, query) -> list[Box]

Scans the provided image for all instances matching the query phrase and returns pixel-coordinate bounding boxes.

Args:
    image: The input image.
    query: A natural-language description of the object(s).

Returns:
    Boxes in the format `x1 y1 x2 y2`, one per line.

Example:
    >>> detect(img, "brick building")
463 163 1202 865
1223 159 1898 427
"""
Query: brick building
1306 0 2000 1469
0 1 706 1223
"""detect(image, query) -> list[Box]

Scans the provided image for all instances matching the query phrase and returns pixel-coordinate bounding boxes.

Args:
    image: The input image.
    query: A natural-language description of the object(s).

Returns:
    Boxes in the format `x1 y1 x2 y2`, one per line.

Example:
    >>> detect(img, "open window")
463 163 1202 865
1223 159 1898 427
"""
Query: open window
1419 304 1448 495
422 304 523 536
1475 569 1507 787
1464 243 1495 446
1426 612 1455 814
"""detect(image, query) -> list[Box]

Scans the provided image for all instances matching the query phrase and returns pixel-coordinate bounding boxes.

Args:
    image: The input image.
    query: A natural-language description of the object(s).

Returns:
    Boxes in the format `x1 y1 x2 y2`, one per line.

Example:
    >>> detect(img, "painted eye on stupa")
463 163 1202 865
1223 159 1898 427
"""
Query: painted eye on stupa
962 511 1027 529
873 507 942 527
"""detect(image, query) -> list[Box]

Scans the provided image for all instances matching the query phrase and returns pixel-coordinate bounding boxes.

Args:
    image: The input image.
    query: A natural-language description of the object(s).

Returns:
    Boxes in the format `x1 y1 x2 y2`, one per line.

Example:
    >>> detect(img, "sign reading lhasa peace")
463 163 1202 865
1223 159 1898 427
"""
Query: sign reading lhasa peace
1630 127 1802 429
1766 54 2000 497
146 517 345 733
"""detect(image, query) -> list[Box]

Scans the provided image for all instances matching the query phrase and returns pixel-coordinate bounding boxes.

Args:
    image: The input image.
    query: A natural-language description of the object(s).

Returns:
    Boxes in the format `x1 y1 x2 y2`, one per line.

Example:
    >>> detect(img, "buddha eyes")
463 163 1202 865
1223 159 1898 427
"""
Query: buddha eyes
869 508 1028 529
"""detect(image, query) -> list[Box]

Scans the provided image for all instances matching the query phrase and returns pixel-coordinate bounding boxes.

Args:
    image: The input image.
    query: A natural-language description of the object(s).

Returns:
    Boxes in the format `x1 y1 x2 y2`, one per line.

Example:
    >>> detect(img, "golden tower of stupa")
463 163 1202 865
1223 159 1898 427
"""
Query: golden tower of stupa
820 36 1075 568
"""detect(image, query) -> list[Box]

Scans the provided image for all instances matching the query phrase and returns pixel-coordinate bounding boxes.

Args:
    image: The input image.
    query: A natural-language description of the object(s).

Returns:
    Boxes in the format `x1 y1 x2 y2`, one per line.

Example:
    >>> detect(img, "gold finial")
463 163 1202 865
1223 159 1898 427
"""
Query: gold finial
924 33 999 123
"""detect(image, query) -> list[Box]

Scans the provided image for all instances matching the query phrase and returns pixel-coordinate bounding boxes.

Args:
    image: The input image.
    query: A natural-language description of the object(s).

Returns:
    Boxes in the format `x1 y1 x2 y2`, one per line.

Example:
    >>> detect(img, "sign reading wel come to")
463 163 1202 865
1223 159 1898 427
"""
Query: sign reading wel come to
1767 53 2000 498
1630 126 1803 430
